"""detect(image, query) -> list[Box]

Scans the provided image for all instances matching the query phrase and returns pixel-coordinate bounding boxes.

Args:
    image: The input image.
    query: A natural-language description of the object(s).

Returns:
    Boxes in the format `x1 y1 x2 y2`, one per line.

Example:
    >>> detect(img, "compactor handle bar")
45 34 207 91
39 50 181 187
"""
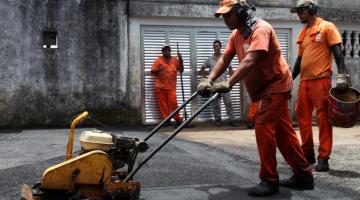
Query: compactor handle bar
124 92 220 182
144 91 198 141
66 111 89 160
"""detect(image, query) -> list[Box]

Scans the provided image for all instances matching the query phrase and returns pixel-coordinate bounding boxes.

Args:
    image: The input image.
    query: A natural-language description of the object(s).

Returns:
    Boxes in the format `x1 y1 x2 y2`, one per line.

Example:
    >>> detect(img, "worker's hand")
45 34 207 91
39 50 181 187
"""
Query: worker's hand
178 63 184 73
211 81 231 93
179 66 184 73
177 53 183 63
197 78 213 97
336 74 350 92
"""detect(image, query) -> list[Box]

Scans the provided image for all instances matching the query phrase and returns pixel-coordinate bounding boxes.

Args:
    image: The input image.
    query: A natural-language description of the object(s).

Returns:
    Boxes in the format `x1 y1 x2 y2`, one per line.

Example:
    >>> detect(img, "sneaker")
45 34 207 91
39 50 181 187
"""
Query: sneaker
279 175 314 190
248 181 279 197
315 158 329 172
230 121 239 127
305 153 316 164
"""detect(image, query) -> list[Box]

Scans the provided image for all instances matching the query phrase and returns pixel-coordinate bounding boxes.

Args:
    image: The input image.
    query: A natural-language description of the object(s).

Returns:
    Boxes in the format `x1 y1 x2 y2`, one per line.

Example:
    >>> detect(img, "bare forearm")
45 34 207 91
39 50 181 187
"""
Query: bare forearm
292 56 301 80
229 67 234 77
200 66 206 78
331 44 346 74
227 57 252 87
227 51 264 87
151 68 160 76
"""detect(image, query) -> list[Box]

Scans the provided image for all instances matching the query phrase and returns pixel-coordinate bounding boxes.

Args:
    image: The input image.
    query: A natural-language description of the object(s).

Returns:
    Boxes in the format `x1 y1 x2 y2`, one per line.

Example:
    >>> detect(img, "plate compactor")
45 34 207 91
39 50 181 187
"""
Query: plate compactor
21 92 220 200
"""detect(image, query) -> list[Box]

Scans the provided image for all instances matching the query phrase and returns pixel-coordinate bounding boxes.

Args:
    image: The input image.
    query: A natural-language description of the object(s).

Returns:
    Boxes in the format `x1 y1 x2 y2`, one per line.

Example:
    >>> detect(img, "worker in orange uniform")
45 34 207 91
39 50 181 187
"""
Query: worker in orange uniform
151 44 184 128
290 0 350 172
197 0 313 196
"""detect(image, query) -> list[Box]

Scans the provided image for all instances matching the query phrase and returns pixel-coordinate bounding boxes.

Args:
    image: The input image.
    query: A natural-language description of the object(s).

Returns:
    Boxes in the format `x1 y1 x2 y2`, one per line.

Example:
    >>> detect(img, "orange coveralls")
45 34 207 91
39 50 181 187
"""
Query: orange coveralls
247 101 259 124
224 19 312 184
295 18 342 160
151 56 182 123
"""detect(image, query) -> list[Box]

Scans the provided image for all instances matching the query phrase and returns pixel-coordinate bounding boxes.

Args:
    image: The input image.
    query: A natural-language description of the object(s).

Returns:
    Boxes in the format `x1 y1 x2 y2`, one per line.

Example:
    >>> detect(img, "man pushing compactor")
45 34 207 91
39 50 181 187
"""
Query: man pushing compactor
197 0 314 196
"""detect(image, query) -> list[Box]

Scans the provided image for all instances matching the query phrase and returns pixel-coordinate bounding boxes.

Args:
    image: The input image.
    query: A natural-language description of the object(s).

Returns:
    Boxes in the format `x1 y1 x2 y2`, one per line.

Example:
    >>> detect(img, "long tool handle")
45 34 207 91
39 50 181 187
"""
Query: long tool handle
180 72 188 120
124 93 220 182
177 42 188 121
144 92 198 141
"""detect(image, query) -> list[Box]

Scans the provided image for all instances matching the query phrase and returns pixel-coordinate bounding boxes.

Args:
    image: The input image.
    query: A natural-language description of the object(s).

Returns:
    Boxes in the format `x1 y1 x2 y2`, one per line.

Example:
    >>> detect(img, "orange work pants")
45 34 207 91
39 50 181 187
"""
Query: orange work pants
247 101 259 123
295 78 332 160
155 87 182 122
255 92 312 184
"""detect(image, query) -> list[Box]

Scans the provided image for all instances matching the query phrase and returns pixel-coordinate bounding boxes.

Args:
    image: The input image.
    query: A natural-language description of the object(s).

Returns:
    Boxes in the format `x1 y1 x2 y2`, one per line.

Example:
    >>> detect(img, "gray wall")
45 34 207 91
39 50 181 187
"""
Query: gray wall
129 0 360 22
0 0 359 127
0 0 134 127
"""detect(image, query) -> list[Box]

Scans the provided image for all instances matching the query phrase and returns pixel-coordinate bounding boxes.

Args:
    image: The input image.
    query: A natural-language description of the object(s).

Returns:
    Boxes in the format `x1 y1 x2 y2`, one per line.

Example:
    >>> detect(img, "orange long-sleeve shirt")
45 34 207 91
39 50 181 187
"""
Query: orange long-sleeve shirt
151 56 181 90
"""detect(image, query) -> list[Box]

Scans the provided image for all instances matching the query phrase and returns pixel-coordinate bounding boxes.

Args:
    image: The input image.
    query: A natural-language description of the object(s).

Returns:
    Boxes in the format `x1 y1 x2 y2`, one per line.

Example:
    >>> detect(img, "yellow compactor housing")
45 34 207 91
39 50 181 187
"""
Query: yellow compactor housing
21 111 146 200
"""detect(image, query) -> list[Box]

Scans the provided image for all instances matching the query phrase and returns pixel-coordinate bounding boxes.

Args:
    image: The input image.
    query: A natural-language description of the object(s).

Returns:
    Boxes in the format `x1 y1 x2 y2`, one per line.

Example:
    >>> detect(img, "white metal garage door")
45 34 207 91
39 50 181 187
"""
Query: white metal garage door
141 26 290 124
195 29 242 122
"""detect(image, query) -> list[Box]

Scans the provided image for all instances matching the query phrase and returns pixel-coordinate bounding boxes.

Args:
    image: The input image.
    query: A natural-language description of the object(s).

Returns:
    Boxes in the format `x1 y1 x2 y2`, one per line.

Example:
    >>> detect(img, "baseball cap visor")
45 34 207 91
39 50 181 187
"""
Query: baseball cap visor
290 1 312 13
215 5 233 17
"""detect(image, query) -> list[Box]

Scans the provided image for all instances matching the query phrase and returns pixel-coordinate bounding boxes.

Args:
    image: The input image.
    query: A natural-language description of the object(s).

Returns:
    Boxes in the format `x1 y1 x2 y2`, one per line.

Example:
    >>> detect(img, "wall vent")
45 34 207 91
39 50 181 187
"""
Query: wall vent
43 30 58 49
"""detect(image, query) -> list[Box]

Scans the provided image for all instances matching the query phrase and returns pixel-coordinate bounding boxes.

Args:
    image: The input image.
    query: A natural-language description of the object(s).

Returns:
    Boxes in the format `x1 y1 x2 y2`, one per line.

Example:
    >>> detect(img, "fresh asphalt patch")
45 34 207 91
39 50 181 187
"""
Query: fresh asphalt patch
1 128 360 199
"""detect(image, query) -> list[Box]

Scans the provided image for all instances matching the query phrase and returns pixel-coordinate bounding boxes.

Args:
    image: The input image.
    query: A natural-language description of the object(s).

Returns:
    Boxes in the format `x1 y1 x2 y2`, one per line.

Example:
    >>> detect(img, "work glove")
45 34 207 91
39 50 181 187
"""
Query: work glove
197 78 213 97
211 81 231 93
335 74 350 92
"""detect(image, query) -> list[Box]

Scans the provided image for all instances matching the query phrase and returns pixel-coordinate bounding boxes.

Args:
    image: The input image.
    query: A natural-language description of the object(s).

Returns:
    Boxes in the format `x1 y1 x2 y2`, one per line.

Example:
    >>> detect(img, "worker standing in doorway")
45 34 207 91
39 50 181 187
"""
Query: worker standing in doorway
151 44 184 128
290 0 349 172
200 40 238 127
197 0 313 196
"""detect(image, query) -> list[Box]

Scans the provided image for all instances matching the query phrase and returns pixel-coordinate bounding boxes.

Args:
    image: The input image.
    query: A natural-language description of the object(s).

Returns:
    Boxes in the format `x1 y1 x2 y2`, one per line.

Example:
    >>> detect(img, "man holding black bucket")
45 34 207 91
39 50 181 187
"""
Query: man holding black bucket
290 0 350 172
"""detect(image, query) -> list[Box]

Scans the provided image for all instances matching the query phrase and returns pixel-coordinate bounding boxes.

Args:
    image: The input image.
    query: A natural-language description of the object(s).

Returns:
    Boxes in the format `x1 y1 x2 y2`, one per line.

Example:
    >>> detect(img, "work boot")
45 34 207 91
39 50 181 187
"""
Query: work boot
305 153 316 164
315 158 329 172
279 175 314 190
173 121 182 129
248 181 279 197
162 120 171 127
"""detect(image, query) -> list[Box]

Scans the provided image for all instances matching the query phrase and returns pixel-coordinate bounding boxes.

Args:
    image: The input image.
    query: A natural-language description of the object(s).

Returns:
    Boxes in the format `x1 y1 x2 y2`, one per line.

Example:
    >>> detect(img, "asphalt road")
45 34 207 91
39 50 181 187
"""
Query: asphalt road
1 124 360 200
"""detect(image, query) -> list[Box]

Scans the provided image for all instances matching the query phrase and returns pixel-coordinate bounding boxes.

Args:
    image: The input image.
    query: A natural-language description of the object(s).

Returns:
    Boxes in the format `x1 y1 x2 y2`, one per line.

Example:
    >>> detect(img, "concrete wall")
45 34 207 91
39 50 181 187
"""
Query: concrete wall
128 0 360 10
0 0 136 127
